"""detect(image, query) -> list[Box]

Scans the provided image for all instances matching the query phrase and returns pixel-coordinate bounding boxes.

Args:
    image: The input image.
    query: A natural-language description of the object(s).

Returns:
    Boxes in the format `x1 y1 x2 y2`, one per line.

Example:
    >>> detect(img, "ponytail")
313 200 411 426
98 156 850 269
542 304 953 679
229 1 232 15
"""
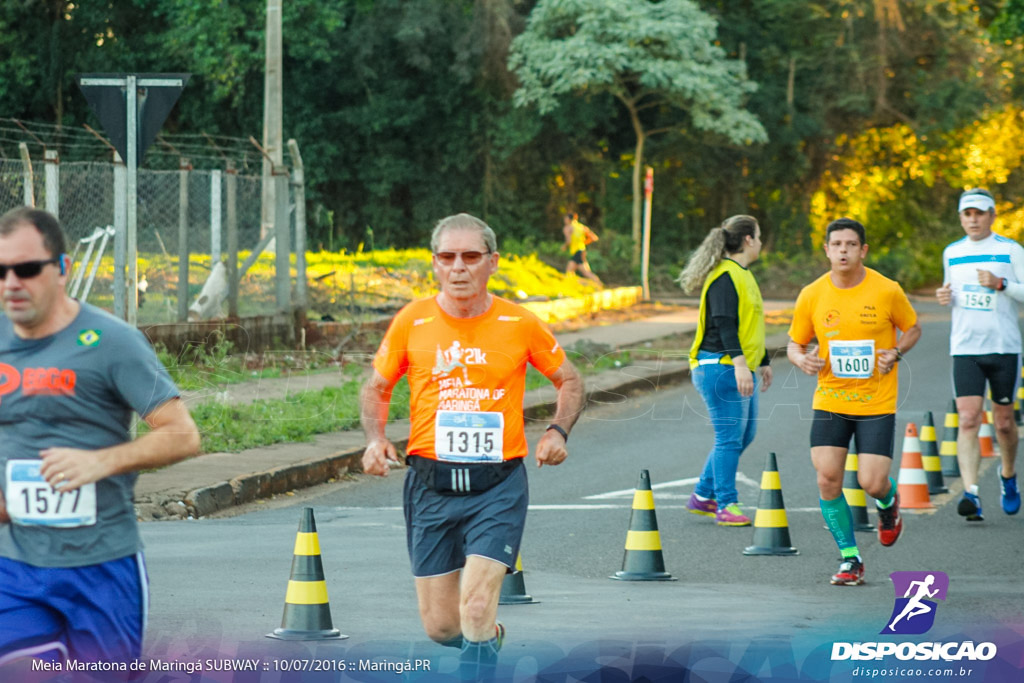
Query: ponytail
676 215 759 293
677 227 727 293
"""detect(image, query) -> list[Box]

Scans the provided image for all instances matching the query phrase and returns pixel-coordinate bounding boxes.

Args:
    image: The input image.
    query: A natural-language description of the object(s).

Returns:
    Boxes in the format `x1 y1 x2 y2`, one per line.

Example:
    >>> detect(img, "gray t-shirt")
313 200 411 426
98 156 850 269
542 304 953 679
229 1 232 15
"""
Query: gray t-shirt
0 302 179 567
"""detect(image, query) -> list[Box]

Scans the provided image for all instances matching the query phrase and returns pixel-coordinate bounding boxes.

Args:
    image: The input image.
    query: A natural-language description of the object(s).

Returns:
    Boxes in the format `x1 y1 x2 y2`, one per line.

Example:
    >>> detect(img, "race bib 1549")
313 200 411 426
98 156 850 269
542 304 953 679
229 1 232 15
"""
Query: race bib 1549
958 283 996 311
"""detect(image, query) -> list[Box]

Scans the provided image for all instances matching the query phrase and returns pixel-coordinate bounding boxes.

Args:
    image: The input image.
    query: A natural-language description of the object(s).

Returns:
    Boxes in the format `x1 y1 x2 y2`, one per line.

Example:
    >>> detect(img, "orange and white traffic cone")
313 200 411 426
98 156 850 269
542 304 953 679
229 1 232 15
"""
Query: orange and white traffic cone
897 423 933 509
979 412 996 458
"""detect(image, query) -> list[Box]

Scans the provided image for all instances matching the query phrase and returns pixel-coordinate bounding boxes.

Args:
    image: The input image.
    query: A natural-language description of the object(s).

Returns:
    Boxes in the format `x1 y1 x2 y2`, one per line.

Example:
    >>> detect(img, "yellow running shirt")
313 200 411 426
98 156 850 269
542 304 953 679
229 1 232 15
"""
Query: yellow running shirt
373 296 567 461
788 268 917 415
568 220 589 254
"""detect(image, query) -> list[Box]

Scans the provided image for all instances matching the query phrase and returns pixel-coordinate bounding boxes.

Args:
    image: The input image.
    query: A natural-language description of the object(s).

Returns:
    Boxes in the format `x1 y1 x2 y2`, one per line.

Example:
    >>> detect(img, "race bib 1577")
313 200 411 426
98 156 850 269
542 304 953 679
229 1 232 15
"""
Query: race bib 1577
4 459 96 527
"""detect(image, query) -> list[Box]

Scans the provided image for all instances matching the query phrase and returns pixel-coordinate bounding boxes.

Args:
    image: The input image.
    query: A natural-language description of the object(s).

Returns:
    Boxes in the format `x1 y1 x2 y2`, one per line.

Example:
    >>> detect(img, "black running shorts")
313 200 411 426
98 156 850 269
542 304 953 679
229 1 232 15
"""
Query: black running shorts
952 354 1021 404
809 410 897 458
403 460 528 577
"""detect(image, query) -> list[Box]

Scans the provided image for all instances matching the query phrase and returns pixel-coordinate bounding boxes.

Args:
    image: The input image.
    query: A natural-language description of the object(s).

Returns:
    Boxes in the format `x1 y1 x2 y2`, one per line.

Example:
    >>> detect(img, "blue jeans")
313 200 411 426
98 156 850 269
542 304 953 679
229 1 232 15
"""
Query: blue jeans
692 351 759 506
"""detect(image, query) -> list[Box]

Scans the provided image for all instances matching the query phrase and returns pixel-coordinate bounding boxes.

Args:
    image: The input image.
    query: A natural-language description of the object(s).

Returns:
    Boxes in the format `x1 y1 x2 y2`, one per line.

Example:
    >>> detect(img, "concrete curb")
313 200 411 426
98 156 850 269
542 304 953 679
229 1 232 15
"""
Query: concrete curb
161 363 689 520
156 341 788 519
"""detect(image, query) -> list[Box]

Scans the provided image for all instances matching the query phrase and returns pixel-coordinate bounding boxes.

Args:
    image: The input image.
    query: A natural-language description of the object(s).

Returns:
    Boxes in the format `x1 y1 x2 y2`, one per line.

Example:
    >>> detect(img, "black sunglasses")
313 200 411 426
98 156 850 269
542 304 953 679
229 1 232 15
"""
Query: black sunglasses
434 250 491 266
0 257 61 280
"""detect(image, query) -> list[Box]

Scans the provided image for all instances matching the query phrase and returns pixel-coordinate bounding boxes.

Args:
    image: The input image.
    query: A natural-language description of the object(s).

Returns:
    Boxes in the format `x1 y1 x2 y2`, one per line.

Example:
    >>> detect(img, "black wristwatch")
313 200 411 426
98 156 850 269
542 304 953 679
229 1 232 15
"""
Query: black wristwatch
999 277 1008 291
894 348 904 362
545 424 569 443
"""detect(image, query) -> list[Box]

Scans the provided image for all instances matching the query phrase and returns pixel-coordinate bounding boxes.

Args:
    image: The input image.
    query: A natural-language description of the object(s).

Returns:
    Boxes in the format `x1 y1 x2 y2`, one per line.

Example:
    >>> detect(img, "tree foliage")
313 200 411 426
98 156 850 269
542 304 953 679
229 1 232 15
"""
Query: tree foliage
2 0 1024 290
509 0 766 264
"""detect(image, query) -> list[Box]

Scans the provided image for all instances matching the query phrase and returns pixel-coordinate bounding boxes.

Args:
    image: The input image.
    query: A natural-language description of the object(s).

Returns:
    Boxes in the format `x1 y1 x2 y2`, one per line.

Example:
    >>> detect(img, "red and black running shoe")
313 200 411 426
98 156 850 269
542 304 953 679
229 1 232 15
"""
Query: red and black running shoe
830 557 865 586
877 492 903 547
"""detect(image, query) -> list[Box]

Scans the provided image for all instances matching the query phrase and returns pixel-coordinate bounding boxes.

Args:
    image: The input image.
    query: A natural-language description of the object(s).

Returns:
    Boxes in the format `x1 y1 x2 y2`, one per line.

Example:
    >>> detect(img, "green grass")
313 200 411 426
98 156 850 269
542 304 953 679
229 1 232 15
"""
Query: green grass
186 351 630 453
156 336 359 392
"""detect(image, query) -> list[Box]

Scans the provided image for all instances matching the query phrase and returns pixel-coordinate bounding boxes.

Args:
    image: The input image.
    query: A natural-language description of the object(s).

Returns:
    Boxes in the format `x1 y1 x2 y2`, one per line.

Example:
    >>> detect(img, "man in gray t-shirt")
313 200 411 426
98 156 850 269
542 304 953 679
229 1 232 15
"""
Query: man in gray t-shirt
0 207 200 665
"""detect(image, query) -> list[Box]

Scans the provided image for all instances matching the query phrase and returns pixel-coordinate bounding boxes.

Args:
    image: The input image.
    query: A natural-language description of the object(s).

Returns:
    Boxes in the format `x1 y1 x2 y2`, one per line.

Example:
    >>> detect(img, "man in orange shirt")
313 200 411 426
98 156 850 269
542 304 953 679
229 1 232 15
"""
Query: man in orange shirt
360 213 584 677
788 218 921 586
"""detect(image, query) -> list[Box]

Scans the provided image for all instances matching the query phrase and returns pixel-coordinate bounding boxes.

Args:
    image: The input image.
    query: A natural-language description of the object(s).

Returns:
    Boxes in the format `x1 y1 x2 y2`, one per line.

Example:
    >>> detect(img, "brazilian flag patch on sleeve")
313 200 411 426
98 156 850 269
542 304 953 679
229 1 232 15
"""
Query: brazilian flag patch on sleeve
77 329 102 347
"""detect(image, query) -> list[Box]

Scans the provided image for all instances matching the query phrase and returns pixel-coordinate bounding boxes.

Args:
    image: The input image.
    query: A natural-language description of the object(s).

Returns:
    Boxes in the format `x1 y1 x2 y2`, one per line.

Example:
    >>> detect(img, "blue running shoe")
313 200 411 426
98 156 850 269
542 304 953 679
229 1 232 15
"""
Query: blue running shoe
1000 473 1021 515
958 491 984 521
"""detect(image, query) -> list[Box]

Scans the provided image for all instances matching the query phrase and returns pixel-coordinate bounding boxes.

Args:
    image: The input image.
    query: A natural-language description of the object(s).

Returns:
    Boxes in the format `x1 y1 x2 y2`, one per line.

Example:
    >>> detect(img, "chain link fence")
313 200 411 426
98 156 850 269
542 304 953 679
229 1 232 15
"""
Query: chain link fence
0 154 301 325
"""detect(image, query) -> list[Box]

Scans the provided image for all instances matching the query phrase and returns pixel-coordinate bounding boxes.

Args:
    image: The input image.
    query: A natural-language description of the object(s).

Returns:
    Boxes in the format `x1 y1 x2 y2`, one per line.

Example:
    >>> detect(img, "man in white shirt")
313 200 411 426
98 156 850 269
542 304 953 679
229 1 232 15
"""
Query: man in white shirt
936 188 1024 520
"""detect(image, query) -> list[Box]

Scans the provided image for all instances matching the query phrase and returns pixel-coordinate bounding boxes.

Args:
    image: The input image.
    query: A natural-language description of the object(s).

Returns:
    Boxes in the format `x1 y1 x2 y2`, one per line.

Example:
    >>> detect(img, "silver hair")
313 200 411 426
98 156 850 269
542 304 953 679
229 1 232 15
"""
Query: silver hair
430 213 497 253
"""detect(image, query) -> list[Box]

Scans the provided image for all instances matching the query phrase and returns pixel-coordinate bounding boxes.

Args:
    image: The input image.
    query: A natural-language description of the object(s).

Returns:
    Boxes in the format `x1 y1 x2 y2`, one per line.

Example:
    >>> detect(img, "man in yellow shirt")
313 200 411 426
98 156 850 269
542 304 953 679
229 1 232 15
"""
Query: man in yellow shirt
788 218 921 586
562 212 602 286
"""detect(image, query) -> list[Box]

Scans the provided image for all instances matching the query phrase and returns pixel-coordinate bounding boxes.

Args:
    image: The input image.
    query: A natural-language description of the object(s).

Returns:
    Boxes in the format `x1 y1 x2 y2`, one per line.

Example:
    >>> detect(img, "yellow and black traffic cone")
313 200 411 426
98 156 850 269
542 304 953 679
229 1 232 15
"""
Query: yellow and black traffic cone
842 448 875 532
744 452 799 556
499 553 540 605
919 411 948 494
1017 367 1024 426
940 400 961 478
610 470 676 581
267 508 346 640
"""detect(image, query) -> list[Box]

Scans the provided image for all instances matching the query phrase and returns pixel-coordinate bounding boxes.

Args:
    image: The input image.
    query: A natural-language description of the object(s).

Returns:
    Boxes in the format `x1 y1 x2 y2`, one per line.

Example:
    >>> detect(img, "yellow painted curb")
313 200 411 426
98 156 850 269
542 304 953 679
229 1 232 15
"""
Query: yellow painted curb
520 287 643 324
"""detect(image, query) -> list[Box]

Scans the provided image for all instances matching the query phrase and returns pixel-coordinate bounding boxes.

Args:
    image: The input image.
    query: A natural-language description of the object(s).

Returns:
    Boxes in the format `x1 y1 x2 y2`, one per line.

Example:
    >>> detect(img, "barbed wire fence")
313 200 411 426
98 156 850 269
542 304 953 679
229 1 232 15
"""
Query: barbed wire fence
0 118 305 326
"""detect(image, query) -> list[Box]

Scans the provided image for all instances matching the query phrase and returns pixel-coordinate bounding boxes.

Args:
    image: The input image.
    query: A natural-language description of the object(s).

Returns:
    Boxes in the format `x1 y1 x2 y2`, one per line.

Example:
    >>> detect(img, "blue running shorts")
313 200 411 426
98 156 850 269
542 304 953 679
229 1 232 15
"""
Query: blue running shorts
0 553 148 664
403 460 528 577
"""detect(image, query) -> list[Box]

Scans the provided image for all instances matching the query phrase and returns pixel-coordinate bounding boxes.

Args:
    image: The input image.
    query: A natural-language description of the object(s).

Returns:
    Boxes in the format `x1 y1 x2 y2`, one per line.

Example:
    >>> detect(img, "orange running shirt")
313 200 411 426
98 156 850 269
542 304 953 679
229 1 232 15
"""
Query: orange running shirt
373 296 567 461
788 268 917 415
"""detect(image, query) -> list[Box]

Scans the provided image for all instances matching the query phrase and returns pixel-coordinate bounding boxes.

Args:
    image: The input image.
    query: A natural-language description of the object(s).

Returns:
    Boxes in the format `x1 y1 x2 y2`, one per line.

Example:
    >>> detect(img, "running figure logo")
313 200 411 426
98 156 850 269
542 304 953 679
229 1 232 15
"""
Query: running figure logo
432 341 472 385
882 571 949 635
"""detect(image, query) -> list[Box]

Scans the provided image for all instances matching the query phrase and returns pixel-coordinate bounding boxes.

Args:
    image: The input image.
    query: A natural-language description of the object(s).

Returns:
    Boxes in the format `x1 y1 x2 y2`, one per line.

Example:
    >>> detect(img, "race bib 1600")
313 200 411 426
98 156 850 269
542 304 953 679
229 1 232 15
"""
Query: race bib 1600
829 339 876 379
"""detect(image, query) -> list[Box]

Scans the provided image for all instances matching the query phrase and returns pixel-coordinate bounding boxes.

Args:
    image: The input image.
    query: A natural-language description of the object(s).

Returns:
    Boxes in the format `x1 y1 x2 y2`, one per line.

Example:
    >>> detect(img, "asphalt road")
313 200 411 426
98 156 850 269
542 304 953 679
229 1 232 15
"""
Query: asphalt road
135 304 1023 680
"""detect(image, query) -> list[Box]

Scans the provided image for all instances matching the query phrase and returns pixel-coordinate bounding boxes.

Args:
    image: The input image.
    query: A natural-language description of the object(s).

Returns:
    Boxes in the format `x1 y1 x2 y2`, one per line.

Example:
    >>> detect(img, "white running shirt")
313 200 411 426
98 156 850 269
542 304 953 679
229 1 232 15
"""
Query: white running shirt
942 232 1024 355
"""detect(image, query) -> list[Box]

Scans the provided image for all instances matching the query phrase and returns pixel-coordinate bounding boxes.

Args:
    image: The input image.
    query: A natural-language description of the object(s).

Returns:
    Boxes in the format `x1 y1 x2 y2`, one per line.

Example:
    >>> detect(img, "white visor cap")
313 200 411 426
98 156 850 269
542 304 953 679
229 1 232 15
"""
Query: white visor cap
959 193 996 213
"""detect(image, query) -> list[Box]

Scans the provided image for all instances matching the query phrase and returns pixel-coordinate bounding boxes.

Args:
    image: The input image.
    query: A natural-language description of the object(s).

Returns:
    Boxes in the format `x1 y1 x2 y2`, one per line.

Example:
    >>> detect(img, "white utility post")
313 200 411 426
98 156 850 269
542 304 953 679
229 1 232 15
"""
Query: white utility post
44 150 59 217
261 0 283 242
210 169 222 264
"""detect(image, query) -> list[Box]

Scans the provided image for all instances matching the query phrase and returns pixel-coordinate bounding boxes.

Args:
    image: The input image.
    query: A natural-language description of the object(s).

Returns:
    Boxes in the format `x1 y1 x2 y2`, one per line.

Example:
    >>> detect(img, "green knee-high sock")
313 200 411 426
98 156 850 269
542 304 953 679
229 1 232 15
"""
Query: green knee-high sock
876 477 897 509
821 496 859 559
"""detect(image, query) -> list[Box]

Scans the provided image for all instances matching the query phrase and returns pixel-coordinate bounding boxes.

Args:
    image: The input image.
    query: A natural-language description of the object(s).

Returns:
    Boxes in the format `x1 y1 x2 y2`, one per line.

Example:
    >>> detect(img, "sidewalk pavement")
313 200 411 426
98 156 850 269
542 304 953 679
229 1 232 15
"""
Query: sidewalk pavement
133 300 795 521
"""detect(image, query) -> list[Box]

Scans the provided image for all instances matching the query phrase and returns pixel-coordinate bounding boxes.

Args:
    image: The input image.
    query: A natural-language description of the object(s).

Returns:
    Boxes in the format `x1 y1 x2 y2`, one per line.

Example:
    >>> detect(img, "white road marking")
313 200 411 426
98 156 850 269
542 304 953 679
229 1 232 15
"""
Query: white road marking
330 504 832 513
584 473 760 500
